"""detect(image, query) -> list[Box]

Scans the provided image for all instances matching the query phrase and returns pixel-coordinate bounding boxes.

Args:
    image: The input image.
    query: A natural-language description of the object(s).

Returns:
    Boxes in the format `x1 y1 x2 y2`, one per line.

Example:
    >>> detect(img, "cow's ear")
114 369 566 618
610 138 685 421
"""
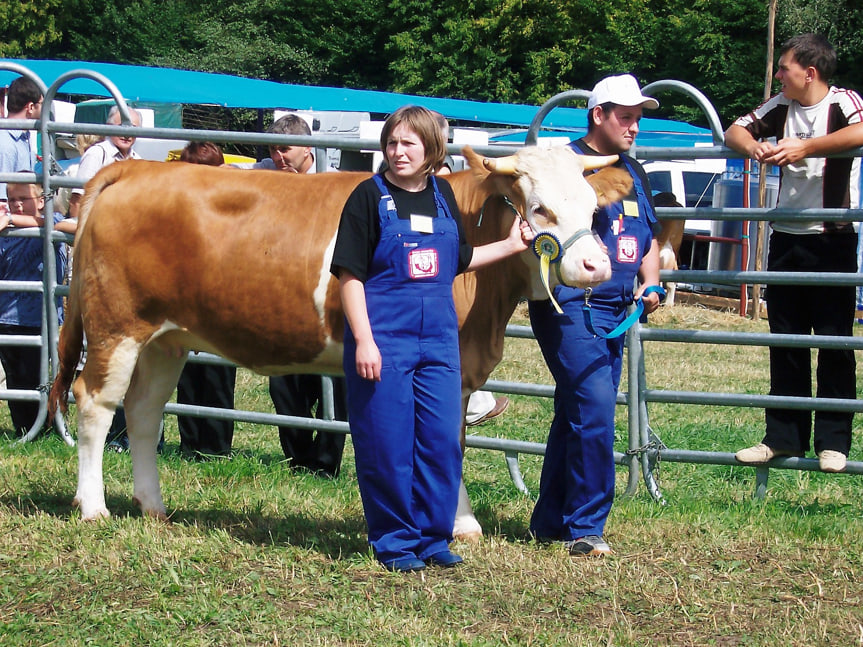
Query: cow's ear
587 167 633 208
460 146 488 177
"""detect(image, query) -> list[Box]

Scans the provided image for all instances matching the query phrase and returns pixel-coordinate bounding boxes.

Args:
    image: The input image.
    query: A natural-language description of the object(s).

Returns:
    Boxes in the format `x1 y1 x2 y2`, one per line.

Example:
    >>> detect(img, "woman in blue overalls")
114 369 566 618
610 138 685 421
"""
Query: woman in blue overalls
528 75 662 557
331 105 534 572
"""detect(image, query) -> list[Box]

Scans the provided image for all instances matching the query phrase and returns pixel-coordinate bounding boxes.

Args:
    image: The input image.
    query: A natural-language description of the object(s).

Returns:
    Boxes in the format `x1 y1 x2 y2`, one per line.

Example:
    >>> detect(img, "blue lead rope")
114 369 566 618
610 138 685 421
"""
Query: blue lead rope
582 285 666 339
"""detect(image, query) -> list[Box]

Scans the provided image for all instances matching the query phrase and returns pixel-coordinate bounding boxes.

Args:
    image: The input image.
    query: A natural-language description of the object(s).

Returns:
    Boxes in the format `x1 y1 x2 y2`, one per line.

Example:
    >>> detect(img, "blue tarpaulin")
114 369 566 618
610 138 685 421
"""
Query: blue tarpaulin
1 59 713 147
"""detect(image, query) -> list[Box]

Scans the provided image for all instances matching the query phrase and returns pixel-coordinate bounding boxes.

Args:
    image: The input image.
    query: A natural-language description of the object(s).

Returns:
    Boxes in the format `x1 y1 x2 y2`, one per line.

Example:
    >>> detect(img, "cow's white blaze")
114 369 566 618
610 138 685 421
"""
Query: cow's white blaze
514 147 612 289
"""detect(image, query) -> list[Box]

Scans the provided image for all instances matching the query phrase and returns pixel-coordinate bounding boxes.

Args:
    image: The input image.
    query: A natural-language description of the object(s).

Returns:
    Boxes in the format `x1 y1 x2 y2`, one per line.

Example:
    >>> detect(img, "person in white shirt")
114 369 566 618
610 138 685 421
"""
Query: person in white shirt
726 33 863 473
67 106 142 221
0 76 43 207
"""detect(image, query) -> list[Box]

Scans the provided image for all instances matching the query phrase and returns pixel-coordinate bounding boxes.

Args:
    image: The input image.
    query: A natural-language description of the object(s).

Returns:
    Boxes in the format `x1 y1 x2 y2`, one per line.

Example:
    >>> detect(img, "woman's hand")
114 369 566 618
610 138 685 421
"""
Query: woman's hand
355 339 382 382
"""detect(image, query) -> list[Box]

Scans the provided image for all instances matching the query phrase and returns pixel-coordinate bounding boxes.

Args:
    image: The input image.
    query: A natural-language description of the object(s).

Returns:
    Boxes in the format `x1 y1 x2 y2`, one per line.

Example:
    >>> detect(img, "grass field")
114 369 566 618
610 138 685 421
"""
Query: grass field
1 304 862 646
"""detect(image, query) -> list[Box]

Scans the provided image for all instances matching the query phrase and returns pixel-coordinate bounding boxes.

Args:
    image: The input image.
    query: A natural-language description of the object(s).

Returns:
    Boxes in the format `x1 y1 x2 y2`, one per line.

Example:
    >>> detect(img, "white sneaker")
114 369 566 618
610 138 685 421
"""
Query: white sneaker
735 443 796 464
818 450 847 473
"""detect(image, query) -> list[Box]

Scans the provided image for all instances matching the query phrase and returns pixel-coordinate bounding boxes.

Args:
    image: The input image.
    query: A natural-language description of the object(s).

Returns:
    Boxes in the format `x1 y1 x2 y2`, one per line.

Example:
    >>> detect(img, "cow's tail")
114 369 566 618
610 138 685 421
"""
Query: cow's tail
47 165 129 418
48 288 83 418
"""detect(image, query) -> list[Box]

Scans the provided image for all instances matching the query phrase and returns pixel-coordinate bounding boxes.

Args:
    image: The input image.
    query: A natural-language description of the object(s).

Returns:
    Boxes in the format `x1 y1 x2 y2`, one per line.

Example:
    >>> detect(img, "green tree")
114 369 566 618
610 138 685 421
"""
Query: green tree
385 0 607 104
0 0 64 57
778 0 863 90
14 0 863 132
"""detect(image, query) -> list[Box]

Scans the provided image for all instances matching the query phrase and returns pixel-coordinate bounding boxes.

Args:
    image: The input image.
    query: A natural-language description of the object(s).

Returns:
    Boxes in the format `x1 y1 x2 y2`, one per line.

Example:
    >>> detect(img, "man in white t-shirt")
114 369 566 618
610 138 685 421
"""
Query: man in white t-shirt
726 33 863 473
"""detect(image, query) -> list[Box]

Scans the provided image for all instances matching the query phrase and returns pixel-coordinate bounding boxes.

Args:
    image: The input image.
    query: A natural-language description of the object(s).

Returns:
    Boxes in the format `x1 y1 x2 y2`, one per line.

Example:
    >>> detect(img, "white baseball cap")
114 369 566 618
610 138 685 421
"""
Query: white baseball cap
587 74 659 110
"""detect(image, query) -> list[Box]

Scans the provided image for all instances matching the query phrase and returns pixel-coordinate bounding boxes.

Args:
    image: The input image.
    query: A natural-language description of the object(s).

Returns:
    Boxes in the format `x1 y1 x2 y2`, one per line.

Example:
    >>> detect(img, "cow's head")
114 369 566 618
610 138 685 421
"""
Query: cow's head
480 145 632 292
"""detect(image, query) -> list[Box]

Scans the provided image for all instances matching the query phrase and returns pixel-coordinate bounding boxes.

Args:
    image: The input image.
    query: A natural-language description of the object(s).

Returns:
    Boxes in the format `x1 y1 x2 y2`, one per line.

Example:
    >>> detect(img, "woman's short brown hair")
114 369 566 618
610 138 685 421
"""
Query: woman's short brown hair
179 141 225 167
379 105 446 178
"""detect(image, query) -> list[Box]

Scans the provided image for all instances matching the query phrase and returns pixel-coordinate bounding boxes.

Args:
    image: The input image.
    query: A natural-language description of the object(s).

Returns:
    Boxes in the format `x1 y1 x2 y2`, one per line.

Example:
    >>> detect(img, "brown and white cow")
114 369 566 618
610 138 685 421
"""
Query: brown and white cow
48 145 632 537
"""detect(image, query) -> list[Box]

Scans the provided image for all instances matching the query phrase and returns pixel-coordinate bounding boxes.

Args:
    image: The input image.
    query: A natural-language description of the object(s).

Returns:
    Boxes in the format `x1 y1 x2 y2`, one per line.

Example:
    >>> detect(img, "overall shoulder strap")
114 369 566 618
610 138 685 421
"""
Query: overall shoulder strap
372 173 398 223
429 176 453 219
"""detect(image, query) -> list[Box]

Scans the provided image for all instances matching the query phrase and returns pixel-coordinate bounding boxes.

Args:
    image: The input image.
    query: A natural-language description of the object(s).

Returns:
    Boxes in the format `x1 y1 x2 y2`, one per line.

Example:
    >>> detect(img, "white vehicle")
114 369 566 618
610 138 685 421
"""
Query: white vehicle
644 158 726 273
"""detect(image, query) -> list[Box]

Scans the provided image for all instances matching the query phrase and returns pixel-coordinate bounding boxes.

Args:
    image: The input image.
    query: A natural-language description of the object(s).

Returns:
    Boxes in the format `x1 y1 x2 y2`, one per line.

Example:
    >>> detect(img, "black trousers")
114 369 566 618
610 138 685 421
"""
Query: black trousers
177 363 237 457
0 324 42 435
763 231 857 455
269 374 348 477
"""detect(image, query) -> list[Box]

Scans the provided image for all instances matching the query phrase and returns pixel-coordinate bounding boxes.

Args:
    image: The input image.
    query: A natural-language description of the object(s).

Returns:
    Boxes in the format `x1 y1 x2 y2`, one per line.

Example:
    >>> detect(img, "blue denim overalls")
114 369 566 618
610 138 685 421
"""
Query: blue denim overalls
344 175 463 564
528 153 656 540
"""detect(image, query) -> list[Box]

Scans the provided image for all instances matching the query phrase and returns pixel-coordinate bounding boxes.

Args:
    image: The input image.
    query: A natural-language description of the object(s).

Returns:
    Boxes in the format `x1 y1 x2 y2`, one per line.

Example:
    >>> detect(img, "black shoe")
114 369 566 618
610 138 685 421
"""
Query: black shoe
382 557 426 572
105 435 129 453
425 550 464 567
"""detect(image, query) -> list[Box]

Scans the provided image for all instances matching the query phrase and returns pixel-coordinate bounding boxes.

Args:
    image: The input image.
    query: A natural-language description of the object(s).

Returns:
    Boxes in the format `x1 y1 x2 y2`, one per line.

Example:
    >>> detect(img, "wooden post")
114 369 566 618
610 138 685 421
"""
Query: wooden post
752 0 778 321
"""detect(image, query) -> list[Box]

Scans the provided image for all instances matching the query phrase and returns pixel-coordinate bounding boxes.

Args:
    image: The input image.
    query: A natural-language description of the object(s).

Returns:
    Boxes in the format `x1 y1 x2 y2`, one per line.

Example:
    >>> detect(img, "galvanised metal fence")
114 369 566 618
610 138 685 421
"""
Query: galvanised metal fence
3 63 862 502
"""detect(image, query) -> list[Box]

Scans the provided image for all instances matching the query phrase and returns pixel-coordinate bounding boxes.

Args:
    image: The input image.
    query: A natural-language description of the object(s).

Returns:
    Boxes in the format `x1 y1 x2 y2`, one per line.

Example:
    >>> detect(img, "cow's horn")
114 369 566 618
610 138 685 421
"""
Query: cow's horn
483 155 518 175
580 154 619 171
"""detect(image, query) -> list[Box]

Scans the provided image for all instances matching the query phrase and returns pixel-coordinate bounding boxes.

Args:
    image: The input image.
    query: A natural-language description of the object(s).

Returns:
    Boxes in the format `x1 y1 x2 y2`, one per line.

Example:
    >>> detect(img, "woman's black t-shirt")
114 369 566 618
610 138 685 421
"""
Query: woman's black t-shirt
330 175 473 282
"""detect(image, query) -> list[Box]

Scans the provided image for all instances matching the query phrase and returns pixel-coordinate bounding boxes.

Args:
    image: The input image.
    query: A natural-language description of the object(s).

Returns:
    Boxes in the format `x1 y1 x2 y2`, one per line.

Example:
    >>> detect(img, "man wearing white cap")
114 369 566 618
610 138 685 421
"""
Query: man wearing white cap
528 74 662 557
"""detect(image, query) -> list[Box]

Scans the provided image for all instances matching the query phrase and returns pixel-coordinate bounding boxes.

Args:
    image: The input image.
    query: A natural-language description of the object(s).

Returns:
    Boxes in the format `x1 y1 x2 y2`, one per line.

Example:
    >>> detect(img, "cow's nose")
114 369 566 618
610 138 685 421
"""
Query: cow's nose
584 254 611 280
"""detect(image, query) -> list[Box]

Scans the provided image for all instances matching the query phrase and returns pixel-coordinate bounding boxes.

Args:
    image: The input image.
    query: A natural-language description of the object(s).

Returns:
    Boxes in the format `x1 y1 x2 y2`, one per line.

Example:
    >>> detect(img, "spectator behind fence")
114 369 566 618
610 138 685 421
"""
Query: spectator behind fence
54 134 105 218
67 106 142 222
330 105 534 572
726 33 863 474
67 106 142 451
0 180 75 435
173 142 238 459
528 74 662 558
236 114 349 477
0 77 43 207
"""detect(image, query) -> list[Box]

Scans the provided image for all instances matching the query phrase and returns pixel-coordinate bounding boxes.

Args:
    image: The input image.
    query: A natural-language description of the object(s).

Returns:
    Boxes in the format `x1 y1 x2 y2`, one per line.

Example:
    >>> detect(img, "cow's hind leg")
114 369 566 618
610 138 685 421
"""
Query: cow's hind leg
124 343 187 519
73 338 142 520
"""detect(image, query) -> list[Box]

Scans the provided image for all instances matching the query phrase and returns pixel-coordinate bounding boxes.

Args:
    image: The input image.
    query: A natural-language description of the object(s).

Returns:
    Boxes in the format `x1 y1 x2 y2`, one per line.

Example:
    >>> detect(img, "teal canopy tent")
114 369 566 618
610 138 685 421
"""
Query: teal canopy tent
0 59 712 148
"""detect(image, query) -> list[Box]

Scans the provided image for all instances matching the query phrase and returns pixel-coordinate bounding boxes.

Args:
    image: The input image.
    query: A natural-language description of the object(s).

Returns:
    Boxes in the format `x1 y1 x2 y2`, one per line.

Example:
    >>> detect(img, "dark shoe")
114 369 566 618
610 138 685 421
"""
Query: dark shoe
565 535 612 557
425 550 464 567
382 557 426 573
466 396 510 427
105 435 129 453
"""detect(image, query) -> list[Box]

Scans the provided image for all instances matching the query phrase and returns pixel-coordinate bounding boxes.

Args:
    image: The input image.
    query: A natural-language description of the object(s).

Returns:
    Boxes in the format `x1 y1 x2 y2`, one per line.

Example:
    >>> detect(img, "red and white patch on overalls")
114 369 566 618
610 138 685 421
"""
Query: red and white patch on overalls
617 236 639 263
408 248 440 279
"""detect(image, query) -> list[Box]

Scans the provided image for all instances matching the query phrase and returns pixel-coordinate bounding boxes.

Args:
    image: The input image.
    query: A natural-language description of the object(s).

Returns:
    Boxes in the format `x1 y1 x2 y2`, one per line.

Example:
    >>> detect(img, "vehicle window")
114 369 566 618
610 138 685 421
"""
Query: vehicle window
647 170 672 194
683 172 720 208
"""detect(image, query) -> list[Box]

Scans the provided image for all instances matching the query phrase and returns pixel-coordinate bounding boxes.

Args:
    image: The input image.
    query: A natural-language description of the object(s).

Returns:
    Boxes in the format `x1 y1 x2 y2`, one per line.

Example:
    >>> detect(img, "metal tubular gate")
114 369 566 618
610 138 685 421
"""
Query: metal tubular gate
3 64 863 503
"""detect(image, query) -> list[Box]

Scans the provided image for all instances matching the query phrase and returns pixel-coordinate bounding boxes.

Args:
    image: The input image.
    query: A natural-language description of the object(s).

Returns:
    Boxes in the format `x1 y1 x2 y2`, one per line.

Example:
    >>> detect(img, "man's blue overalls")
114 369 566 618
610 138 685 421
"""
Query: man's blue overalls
344 175 463 565
528 154 656 541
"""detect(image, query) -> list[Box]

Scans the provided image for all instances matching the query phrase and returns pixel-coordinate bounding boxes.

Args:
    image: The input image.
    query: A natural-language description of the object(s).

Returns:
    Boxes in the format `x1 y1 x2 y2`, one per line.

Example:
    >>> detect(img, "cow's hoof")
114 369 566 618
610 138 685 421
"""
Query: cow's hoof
453 515 484 541
132 497 169 521
74 498 111 521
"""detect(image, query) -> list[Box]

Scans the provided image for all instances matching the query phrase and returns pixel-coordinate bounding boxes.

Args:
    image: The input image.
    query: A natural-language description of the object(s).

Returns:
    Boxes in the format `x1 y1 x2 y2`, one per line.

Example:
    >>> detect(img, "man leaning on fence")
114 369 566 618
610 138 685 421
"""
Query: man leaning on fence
0 77 42 207
234 114 349 477
725 33 863 473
